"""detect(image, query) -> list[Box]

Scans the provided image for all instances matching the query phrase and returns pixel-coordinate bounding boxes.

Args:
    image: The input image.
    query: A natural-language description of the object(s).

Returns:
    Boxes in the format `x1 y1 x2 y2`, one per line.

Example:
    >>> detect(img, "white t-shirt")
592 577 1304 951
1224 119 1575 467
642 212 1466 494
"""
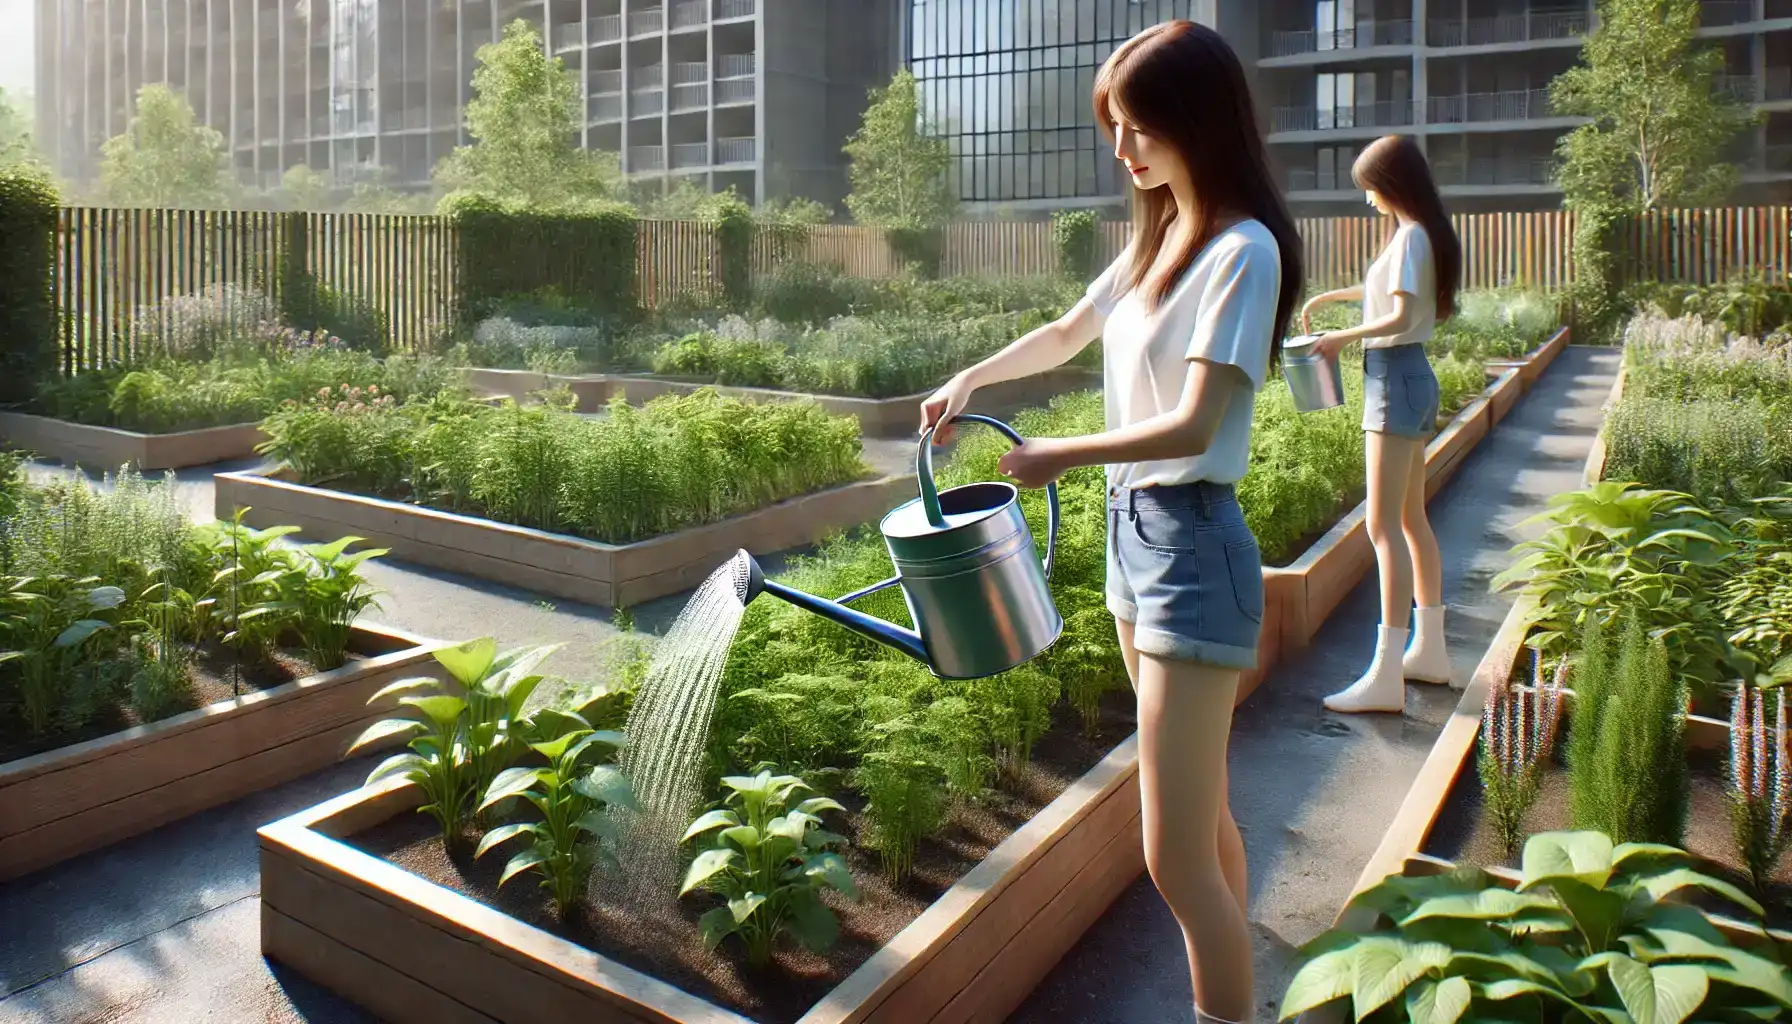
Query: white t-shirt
1361 221 1436 349
1085 219 1282 490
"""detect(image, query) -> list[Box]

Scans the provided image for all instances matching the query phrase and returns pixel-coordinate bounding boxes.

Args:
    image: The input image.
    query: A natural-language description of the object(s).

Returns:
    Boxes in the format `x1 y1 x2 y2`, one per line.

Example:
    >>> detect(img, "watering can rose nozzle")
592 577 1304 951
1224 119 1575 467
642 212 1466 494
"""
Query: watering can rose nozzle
733 549 765 606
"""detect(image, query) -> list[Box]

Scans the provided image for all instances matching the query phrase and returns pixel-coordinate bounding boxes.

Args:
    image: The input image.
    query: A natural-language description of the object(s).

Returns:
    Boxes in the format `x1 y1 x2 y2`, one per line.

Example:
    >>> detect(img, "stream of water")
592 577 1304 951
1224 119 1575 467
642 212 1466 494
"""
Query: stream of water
604 556 753 908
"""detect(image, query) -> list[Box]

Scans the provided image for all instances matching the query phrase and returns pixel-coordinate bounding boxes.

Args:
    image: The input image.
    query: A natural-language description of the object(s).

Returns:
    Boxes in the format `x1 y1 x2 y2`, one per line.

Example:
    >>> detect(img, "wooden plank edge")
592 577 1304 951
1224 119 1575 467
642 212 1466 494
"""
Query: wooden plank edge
1582 360 1628 486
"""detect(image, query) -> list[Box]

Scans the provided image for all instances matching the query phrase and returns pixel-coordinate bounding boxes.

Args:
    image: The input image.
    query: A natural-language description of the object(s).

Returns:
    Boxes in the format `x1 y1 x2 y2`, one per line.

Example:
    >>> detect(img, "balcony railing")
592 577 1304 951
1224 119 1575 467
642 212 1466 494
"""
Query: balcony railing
1433 158 1555 188
589 94 624 122
671 83 709 111
591 14 623 43
1428 88 1558 124
1272 100 1414 133
1427 9 1588 48
631 89 665 116
590 69 623 94
672 61 708 85
716 136 756 164
1769 67 1792 101
1714 73 1758 100
1267 20 1413 57
629 7 663 36
631 145 665 171
717 53 755 79
554 23 583 51
634 64 665 88
1699 1 1755 27
716 0 755 19
672 142 709 168
1760 143 1792 174
672 0 707 29
716 77 755 104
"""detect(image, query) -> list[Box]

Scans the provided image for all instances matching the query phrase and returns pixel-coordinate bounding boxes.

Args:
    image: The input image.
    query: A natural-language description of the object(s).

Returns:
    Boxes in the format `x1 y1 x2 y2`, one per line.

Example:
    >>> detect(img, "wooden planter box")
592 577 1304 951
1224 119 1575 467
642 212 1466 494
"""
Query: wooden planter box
462 366 1103 438
0 410 265 471
214 469 919 609
256 363 1536 1024
0 623 443 883
1486 325 1571 392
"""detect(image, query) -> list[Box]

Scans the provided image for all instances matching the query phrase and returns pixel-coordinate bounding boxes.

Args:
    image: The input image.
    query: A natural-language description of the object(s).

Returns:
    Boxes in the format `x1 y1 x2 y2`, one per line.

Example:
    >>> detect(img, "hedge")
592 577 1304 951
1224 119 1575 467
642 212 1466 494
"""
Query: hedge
446 194 640 320
0 165 60 404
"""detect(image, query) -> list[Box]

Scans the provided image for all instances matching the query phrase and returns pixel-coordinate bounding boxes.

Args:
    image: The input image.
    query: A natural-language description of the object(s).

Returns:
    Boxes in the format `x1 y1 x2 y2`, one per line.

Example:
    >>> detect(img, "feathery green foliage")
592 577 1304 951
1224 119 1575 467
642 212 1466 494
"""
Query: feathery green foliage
1566 615 1690 847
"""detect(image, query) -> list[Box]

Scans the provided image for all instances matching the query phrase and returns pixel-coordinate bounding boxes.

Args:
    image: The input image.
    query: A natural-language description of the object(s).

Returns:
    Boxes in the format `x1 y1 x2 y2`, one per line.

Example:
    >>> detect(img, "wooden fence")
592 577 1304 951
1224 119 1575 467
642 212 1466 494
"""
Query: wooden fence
43 204 1792 373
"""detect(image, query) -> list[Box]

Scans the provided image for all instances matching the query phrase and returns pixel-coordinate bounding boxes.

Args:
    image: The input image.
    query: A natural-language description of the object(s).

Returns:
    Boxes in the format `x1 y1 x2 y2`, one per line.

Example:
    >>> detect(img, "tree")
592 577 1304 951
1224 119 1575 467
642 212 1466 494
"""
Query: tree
431 19 626 213
99 84 232 208
842 69 955 231
757 196 832 227
0 87 35 169
275 165 334 211
1551 0 1755 214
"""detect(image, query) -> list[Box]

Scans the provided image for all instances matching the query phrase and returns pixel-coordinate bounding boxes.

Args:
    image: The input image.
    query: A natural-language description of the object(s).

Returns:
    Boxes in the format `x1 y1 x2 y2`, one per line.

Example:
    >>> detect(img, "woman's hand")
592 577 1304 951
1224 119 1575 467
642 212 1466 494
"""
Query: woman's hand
1313 331 1352 360
920 375 976 444
997 438 1070 489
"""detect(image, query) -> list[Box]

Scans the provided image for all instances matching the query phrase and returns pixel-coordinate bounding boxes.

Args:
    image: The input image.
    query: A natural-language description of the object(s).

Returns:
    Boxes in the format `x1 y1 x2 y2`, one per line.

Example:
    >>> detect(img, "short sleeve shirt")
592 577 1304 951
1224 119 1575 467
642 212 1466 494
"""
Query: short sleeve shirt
1361 222 1435 349
1085 219 1282 489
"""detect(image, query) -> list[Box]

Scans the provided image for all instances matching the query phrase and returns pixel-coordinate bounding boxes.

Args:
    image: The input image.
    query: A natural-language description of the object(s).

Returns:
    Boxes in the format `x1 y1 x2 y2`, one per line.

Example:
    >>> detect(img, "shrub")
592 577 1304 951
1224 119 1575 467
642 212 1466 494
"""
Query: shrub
0 164 61 403
712 189 755 310
449 199 640 321
886 226 943 278
753 262 857 325
1566 615 1689 847
1051 209 1099 281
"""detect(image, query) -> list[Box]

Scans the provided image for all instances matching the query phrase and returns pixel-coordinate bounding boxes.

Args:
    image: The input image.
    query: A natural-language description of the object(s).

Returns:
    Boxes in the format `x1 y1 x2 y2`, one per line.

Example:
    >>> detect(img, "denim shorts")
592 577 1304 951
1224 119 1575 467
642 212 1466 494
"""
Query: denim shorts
1106 481 1264 670
1363 344 1441 439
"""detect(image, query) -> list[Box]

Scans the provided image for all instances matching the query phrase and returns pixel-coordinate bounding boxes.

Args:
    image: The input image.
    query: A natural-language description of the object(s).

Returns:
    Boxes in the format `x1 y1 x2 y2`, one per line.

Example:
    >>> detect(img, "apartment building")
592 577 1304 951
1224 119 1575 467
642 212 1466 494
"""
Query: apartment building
34 0 904 208
1261 0 1792 213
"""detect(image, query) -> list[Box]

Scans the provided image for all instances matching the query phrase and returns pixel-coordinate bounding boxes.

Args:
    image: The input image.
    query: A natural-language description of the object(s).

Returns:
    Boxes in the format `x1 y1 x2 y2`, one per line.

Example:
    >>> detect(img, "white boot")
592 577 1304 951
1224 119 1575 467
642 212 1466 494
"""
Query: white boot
1324 626 1408 714
1403 605 1452 684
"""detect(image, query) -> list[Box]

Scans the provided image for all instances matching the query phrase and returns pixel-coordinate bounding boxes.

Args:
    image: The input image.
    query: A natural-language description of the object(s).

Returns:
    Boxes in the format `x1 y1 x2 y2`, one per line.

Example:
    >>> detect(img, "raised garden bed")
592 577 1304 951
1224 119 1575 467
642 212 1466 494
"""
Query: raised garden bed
0 622 442 882
214 468 918 609
462 367 1104 438
1486 325 1571 391
256 350 1553 1024
0 410 265 471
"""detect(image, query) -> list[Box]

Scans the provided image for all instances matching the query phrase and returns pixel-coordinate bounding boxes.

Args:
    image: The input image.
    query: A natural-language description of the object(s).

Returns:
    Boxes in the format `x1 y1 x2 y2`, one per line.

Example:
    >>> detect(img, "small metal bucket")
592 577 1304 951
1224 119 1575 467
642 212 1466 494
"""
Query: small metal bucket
1282 335 1345 414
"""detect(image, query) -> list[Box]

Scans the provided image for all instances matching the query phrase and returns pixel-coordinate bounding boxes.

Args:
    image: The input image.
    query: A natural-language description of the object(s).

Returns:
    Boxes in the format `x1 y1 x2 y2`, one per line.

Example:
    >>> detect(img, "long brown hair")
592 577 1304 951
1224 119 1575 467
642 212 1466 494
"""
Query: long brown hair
1092 21 1304 362
1351 135 1462 320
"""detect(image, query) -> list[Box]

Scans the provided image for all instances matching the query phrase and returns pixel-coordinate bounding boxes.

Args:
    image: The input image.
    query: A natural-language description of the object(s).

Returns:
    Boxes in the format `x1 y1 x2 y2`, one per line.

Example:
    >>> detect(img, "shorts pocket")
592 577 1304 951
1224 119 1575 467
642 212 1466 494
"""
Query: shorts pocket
1224 538 1263 624
1129 506 1201 552
1363 356 1390 379
1403 372 1438 417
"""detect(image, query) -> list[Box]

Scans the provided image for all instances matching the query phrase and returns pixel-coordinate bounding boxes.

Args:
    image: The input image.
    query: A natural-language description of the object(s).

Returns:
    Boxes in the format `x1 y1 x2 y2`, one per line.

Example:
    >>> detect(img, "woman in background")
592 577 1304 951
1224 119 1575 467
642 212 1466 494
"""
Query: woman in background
919 21 1301 1024
1302 134 1463 715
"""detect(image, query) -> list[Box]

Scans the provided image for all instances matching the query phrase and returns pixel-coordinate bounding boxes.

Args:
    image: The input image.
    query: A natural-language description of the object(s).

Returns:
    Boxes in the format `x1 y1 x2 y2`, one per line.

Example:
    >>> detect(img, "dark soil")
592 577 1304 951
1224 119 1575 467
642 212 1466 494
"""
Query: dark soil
0 643 352 765
1424 743 1792 928
348 688 1140 1024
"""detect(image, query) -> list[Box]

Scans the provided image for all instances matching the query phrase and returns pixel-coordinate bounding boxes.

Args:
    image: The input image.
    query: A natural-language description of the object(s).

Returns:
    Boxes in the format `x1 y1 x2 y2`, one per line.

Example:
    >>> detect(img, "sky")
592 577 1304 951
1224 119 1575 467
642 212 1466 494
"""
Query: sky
0 0 30 95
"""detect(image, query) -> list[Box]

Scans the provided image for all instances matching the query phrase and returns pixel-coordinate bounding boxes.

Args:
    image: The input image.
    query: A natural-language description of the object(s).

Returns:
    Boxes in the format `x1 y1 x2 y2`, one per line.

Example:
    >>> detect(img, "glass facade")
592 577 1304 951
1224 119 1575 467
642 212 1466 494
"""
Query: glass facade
908 0 1196 203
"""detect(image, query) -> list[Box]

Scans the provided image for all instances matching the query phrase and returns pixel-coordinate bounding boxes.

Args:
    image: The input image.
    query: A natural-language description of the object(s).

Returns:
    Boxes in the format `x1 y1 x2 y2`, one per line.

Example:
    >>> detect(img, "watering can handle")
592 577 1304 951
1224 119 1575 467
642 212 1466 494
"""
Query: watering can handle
916 413 1059 581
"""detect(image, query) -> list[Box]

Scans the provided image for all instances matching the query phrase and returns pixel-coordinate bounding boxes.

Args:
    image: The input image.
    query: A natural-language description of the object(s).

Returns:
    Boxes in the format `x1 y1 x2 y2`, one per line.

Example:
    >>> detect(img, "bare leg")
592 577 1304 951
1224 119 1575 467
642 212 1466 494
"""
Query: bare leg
1323 431 1424 713
1133 644 1253 1021
1117 618 1247 915
1400 438 1453 683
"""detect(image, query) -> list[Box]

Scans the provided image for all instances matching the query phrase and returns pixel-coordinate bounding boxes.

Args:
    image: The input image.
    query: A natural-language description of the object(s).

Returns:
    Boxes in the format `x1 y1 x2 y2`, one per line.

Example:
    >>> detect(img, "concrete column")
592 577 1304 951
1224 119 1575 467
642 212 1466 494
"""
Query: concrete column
1413 0 1427 156
1754 28 1769 171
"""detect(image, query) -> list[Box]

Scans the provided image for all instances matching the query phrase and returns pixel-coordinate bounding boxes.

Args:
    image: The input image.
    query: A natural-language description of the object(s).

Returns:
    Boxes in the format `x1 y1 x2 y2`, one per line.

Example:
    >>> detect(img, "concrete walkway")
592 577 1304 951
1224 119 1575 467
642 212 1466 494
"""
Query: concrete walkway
1010 346 1619 1024
0 349 1618 1024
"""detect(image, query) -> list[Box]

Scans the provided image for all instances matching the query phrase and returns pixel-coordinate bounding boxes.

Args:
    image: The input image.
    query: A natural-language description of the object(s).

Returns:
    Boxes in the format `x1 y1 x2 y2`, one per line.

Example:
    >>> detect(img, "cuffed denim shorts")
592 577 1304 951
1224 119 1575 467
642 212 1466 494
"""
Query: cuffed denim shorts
1363 344 1441 439
1106 480 1264 670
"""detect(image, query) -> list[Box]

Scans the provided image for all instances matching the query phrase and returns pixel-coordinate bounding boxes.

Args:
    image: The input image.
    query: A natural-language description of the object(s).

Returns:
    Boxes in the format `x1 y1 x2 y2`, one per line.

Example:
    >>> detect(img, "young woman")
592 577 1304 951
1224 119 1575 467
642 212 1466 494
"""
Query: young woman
919 22 1301 1024
1302 134 1463 714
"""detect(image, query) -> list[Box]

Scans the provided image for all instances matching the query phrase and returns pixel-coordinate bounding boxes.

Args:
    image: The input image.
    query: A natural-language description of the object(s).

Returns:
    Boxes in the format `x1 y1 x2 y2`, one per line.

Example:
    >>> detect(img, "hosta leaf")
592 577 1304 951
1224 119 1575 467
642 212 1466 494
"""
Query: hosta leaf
1594 952 1707 1024
765 814 807 845
572 765 637 811
728 892 766 925
573 809 618 846
498 848 547 888
400 694 467 729
1636 868 1764 918
1521 831 1615 891
697 906 737 951
1612 843 1691 874
721 825 762 852
796 796 846 816
804 851 857 898
304 536 364 563
85 585 126 609
479 767 543 811
434 637 498 687
528 729 588 763
560 730 626 767
1703 956 1792 1008
805 828 847 851
1478 979 1624 1021
680 848 738 895
1405 976 1471 1024
1400 889 1557 925
366 676 444 706
348 719 425 756
475 822 534 858
54 619 111 647
682 809 741 843
785 886 839 953
364 751 426 785
1280 948 1355 1017
1445 950 1569 990
1353 937 1450 1019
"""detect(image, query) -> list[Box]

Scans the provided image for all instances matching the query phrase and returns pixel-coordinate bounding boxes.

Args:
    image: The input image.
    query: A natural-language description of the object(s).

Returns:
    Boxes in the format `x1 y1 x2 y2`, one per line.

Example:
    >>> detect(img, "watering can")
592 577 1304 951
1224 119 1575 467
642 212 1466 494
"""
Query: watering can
734 414 1062 680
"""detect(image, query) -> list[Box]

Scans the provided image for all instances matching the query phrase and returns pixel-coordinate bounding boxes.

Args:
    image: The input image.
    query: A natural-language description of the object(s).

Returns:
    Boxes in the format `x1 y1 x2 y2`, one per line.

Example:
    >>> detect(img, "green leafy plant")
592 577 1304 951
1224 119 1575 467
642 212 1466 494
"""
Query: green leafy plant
0 163 59 404
1727 683 1792 896
0 575 126 735
1480 652 1566 856
1567 614 1691 847
679 770 858 968
1051 209 1099 281
1281 830 1792 1023
475 719 635 920
256 536 387 671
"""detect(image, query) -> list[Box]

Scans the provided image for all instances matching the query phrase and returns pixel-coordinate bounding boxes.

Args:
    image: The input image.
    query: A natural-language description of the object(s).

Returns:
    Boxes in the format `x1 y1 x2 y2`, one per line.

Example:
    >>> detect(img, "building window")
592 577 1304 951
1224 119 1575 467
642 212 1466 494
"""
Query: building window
908 0 1196 203
1315 0 1356 50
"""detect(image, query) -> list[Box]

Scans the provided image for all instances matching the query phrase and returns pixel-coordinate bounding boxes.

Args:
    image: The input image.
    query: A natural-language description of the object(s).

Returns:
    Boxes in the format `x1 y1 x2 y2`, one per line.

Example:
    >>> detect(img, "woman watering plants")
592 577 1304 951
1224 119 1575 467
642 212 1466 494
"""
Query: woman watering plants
1301 134 1463 714
918 22 1301 1024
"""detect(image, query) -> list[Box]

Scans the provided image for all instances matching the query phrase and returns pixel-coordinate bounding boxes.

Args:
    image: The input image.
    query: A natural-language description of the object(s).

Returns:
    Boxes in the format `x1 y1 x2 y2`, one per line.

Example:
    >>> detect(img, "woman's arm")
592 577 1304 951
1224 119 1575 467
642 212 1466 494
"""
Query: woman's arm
996 358 1238 487
1314 291 1416 356
920 298 1105 438
1299 285 1364 333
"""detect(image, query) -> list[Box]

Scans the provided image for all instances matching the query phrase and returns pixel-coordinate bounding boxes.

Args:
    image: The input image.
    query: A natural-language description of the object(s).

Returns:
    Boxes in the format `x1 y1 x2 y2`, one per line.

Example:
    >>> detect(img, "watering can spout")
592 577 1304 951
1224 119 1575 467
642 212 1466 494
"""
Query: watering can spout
730 549 930 666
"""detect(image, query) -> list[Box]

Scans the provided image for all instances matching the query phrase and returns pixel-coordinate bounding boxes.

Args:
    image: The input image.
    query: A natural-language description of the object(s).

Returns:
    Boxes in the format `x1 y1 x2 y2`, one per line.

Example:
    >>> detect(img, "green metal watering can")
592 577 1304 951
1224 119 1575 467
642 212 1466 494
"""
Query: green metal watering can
734 414 1062 679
